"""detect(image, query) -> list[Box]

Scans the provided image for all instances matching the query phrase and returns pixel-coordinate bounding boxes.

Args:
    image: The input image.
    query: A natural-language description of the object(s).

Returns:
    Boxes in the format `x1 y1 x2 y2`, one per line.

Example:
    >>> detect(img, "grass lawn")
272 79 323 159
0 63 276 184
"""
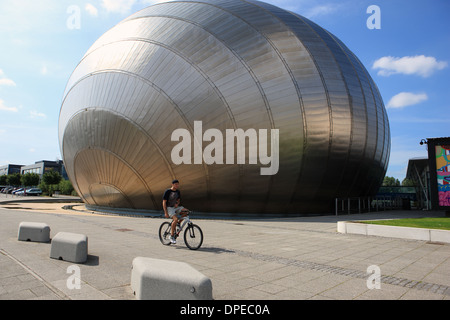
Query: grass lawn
361 217 450 231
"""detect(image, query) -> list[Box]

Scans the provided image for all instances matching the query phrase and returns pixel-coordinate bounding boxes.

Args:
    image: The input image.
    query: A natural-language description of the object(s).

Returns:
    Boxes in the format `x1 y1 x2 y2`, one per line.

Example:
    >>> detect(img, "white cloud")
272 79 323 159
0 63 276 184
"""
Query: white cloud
0 99 18 112
305 4 338 18
85 3 99 17
101 0 137 13
387 92 428 109
29 110 47 119
0 78 16 86
373 55 448 78
40 65 48 76
0 69 16 86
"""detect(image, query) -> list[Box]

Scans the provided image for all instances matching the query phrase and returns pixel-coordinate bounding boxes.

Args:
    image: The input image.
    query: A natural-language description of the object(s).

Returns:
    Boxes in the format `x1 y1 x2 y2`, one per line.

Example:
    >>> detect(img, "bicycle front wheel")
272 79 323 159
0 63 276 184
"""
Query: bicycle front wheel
184 224 203 250
159 222 172 245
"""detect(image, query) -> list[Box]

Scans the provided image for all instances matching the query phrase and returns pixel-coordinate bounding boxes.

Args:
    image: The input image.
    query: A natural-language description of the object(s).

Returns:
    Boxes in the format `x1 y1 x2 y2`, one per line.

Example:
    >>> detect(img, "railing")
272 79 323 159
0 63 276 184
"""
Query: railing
335 196 410 215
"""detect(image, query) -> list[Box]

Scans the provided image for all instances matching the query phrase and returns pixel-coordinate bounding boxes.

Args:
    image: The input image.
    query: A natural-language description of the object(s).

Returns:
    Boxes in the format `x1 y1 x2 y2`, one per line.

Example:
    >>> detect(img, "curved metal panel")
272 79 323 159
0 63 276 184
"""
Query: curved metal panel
59 0 390 215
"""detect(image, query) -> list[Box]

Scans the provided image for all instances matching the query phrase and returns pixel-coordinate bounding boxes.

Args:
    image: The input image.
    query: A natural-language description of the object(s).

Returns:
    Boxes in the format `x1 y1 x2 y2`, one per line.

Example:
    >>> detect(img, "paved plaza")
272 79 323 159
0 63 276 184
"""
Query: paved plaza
0 194 450 300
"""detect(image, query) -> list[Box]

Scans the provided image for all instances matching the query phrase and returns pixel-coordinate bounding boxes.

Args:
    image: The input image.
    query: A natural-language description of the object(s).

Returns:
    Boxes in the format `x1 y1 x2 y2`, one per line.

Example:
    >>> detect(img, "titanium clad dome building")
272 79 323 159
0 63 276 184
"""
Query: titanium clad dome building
59 0 390 215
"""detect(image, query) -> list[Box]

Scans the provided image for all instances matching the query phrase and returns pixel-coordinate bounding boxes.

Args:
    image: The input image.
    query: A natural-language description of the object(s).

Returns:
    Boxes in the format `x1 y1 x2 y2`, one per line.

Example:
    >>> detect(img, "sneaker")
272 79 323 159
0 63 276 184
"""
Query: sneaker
170 236 177 244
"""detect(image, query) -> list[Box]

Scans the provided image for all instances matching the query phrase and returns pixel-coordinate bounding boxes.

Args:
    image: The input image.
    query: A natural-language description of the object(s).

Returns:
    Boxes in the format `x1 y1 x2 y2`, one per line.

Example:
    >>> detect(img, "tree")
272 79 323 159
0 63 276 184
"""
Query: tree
42 171 62 185
0 175 7 185
382 176 400 187
6 173 21 186
40 171 62 196
401 178 416 187
21 173 40 187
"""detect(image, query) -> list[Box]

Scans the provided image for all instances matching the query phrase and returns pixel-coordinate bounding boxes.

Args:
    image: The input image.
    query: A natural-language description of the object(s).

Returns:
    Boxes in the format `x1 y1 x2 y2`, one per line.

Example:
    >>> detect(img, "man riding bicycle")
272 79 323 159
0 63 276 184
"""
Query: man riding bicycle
162 179 189 244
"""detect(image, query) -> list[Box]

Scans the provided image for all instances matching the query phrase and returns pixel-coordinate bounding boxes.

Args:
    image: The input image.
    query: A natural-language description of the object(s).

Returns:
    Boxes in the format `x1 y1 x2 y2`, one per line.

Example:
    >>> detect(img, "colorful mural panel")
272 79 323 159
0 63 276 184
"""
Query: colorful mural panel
436 145 450 207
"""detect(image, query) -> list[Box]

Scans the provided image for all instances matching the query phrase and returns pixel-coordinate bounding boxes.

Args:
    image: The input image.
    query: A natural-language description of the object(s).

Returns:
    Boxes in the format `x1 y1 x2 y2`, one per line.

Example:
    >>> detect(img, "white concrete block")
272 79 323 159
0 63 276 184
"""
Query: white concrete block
337 220 450 244
337 221 346 233
367 224 429 241
131 257 213 300
18 222 50 242
430 229 450 244
50 232 88 263
346 222 367 235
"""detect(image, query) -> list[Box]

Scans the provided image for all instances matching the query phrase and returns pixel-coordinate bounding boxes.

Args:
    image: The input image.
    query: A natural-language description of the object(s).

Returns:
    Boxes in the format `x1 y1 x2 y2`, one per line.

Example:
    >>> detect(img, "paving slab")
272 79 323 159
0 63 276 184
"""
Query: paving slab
0 195 449 301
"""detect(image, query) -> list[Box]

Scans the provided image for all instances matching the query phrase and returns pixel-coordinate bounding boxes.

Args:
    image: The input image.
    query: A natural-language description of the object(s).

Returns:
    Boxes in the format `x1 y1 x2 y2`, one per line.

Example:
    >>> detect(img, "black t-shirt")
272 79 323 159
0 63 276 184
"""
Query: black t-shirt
163 188 181 207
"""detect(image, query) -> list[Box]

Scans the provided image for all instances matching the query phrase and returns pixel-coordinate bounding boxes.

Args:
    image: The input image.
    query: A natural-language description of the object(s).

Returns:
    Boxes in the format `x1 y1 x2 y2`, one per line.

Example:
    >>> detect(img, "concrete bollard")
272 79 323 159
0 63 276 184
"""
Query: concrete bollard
18 222 50 242
131 257 213 300
50 232 88 263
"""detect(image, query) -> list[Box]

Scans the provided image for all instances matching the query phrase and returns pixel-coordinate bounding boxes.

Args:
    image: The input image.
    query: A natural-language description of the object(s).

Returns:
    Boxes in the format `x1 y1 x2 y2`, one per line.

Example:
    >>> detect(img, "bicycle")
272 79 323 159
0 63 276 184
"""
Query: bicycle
159 211 203 250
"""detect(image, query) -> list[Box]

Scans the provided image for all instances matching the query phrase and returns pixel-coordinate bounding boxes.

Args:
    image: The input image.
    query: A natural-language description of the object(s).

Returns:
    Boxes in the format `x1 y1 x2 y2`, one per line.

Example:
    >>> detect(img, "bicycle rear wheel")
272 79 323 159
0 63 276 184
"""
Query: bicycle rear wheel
184 224 203 250
159 222 172 245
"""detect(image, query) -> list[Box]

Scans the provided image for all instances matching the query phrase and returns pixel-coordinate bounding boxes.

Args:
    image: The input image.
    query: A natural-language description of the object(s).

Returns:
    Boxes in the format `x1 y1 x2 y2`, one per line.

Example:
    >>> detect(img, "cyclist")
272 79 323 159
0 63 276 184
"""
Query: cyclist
162 179 189 244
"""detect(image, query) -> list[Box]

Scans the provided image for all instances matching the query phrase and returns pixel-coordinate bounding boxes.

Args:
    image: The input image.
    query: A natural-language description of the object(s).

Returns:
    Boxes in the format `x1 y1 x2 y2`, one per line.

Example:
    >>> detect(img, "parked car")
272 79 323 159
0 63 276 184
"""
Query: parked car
5 187 15 194
3 187 14 194
24 188 42 196
12 188 24 195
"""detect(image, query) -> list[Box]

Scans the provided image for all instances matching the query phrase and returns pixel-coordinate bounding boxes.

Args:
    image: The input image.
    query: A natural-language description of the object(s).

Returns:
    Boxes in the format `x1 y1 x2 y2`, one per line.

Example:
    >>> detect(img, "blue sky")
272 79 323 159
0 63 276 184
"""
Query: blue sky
0 0 448 182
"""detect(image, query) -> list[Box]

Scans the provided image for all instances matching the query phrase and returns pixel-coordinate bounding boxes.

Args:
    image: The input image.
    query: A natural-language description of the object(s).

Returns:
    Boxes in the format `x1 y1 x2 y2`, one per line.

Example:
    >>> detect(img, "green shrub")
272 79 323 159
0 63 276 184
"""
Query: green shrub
59 179 74 195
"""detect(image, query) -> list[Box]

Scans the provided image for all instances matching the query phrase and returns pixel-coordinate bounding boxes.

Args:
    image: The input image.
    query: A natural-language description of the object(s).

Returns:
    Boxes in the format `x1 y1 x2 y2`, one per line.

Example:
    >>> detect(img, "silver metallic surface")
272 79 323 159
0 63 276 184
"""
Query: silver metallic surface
59 0 390 215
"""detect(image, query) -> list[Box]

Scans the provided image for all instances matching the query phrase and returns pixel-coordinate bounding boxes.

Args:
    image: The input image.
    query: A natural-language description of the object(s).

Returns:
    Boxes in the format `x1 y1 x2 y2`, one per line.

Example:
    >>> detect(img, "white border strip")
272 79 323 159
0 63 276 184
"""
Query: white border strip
337 221 450 243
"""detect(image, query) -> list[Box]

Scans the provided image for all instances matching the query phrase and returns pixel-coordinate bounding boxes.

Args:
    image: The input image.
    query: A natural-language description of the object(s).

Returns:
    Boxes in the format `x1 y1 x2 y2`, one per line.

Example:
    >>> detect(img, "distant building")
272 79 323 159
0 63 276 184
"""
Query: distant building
406 157 430 210
0 164 24 176
20 160 68 180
